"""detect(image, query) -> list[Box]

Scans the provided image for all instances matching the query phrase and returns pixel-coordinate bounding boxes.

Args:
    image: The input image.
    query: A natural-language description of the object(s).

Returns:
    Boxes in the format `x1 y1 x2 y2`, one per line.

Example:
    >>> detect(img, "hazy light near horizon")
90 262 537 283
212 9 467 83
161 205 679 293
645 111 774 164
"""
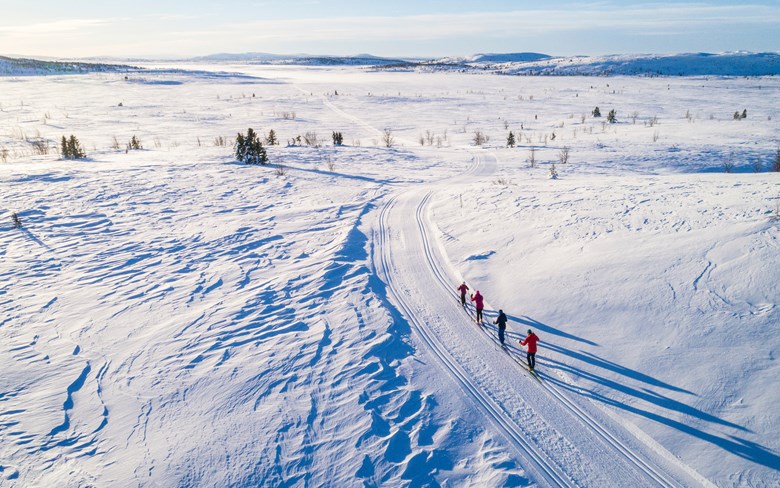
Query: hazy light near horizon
1 2 778 58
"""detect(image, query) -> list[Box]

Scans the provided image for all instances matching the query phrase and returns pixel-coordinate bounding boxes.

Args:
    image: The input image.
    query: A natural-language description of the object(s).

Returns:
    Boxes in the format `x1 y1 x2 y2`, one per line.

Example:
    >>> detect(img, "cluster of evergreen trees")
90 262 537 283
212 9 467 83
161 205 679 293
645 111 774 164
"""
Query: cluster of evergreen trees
235 128 268 164
592 107 617 122
60 135 86 159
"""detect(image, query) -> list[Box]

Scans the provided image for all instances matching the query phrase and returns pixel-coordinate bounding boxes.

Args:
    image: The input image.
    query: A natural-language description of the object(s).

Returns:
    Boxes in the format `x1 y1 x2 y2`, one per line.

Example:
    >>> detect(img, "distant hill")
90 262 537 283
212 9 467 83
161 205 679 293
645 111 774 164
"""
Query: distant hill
0 55 136 76
4 51 778 77
425 51 780 76
192 52 411 66
436 52 552 64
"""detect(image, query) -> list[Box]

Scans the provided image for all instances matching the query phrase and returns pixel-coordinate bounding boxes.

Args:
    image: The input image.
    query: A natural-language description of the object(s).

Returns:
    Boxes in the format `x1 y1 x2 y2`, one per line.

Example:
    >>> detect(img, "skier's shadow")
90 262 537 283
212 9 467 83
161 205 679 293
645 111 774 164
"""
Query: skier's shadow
479 308 780 472
475 308 596 346
541 346 780 470
508 313 597 346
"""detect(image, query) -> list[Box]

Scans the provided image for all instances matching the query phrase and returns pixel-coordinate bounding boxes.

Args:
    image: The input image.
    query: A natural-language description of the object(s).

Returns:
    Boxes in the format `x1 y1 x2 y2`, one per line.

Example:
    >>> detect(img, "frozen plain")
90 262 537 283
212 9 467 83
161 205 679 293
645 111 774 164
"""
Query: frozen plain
0 64 778 486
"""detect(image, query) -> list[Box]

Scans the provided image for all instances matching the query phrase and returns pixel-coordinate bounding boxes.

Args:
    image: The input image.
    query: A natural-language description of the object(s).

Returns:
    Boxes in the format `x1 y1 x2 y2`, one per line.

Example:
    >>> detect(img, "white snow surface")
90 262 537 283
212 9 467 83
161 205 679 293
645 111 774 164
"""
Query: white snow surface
1 65 779 487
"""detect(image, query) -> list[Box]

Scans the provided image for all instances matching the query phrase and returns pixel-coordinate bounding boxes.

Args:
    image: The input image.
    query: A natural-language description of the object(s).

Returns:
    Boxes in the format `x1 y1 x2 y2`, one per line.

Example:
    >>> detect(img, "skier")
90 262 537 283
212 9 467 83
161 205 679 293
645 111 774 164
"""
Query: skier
456 281 469 307
494 309 507 345
470 290 484 324
519 329 539 371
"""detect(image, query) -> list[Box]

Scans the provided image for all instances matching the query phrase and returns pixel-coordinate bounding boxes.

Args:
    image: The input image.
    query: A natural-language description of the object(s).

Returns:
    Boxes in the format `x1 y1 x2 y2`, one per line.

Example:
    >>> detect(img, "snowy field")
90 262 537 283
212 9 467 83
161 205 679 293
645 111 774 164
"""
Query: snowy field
1 64 778 487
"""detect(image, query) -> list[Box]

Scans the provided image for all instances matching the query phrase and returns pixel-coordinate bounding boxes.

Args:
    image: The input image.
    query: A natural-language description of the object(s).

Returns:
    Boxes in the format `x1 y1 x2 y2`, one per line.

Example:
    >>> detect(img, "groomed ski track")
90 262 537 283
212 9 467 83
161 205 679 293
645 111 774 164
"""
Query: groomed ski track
306 87 709 486
370 153 708 487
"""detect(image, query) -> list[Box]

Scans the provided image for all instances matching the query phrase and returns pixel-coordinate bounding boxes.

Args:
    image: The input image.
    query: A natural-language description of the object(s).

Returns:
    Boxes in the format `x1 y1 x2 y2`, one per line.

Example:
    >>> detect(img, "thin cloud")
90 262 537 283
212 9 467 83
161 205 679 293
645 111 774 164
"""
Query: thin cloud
195 4 780 43
0 18 112 35
2 3 778 57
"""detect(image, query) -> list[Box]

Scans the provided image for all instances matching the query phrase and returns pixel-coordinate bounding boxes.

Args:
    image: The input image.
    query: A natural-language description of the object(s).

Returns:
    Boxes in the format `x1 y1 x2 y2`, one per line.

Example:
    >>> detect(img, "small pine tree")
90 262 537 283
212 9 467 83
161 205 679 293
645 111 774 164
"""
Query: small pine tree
61 135 86 159
607 109 617 123
733 111 741 120
266 129 278 146
506 131 515 148
235 128 267 165
11 212 22 228
235 132 246 160
247 140 267 165
741 109 748 119
128 135 142 150
69 136 86 158
592 106 601 118
332 131 344 146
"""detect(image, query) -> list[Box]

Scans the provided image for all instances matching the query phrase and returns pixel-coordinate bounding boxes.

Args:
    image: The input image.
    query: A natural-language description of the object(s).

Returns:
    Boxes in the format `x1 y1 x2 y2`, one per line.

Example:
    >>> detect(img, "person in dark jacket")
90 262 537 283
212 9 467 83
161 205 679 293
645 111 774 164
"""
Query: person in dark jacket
456 281 469 307
519 329 539 370
494 310 508 345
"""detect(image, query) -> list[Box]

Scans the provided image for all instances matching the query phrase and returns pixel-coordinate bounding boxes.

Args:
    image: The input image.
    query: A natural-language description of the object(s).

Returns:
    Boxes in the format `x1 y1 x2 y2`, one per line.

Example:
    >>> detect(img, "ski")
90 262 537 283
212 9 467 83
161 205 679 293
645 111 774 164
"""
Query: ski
500 344 541 381
456 290 540 381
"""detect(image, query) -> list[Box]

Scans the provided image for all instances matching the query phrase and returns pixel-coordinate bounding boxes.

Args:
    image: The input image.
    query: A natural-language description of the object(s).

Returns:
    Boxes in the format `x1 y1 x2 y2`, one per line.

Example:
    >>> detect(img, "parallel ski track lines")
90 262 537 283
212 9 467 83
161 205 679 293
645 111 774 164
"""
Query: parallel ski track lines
376 193 578 488
459 262 677 488
413 172 680 487
310 85 689 486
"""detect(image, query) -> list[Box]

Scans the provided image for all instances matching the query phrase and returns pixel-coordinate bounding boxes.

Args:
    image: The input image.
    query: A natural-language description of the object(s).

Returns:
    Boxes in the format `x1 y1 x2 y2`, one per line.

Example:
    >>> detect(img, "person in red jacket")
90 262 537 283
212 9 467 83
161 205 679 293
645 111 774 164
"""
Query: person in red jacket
519 329 539 371
470 290 484 324
456 281 469 307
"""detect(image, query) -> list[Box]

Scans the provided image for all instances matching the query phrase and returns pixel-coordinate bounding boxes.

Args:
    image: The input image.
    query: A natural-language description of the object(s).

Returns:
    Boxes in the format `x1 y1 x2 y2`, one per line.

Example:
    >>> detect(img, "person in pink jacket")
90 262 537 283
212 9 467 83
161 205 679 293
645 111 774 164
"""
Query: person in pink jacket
470 290 484 324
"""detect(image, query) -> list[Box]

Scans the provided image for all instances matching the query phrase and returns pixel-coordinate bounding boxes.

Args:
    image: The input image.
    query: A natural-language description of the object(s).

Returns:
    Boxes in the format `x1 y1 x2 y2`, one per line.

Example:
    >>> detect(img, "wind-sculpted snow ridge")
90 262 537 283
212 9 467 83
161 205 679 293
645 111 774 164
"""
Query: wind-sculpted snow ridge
1 65 778 486
0 144 463 485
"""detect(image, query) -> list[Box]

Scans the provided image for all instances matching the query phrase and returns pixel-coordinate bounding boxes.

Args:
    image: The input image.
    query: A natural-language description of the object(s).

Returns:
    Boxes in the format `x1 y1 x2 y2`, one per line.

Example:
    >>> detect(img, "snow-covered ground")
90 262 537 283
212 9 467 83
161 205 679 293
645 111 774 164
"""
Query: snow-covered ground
1 65 778 486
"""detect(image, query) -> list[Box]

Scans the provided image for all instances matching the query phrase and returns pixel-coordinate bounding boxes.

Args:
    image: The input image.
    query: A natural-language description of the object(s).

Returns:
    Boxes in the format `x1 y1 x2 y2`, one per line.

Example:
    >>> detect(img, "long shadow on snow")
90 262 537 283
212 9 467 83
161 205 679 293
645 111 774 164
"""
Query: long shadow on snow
509 327 778 470
542 362 780 470
472 305 596 346
284 164 400 186
452 300 780 471
480 307 690 395
542 344 744 431
507 313 597 346
20 227 51 249
541 342 692 395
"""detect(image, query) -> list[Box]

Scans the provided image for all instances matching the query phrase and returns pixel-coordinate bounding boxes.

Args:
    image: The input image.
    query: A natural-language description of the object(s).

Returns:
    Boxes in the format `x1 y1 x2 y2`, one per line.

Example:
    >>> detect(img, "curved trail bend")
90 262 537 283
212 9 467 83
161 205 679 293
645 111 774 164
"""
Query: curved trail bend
307 87 707 486
371 153 706 487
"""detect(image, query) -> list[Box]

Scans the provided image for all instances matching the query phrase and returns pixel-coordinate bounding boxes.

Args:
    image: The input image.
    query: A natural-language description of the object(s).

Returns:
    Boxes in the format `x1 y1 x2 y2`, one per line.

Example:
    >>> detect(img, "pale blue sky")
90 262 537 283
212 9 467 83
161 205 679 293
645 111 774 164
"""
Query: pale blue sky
1 1 778 58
